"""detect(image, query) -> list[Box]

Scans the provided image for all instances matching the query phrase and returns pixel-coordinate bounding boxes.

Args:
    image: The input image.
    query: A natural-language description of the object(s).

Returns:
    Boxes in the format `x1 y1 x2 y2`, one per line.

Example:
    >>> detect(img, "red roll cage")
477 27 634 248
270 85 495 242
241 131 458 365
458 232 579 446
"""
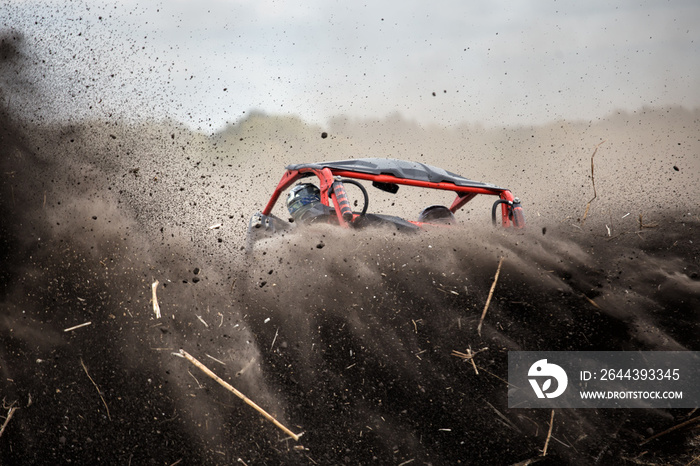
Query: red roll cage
261 163 525 229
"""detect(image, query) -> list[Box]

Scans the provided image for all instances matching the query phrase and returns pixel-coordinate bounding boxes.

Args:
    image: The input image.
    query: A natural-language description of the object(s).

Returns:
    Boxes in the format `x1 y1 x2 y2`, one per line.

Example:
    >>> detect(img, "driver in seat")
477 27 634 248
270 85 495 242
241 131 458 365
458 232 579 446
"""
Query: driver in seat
286 183 335 224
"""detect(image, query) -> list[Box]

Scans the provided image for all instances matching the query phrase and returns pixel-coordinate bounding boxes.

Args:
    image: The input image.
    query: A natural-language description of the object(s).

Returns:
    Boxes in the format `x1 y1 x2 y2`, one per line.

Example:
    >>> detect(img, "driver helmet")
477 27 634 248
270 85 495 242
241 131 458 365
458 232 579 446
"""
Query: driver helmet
287 183 321 219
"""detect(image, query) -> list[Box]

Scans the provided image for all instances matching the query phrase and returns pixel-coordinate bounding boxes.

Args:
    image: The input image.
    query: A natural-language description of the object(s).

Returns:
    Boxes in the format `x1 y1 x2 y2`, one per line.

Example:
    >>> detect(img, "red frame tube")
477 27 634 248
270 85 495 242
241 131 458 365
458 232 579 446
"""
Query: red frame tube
262 167 521 228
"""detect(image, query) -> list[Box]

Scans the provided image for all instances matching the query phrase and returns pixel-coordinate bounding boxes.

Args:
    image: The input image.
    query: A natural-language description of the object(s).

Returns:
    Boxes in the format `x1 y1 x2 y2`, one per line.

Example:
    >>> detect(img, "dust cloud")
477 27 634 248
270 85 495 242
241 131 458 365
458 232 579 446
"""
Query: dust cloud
1 29 699 465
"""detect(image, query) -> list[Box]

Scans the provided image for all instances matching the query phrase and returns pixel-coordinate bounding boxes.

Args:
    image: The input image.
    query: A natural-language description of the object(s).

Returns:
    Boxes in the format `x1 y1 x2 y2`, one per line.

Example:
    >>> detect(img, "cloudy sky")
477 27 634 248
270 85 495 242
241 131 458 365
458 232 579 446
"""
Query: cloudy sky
3 0 699 130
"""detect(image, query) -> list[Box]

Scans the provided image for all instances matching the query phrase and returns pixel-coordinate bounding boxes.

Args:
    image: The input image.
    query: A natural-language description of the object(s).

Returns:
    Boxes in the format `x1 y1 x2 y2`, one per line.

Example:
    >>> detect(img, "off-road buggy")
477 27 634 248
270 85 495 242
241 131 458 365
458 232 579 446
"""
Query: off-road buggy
248 158 525 242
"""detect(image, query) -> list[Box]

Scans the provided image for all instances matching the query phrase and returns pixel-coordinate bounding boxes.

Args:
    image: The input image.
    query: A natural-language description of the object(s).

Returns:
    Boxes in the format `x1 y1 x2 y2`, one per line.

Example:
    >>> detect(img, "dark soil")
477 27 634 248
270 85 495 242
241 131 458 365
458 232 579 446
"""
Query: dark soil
1 106 699 466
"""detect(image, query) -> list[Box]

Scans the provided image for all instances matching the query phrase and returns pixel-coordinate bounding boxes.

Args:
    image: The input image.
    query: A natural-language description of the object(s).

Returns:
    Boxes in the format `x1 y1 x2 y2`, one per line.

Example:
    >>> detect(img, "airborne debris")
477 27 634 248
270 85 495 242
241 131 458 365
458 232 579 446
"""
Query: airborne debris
477 257 505 336
542 410 555 456
451 347 488 375
580 140 606 225
80 358 111 421
205 353 225 366
63 321 91 332
638 213 659 229
485 400 521 433
0 404 17 438
640 414 700 446
270 327 279 351
582 294 600 309
152 280 161 319
178 349 302 441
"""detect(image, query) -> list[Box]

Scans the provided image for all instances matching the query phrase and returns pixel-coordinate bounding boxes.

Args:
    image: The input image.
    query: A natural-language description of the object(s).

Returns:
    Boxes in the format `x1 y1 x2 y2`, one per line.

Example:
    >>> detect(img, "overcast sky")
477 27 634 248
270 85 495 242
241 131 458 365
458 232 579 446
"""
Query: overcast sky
3 0 699 130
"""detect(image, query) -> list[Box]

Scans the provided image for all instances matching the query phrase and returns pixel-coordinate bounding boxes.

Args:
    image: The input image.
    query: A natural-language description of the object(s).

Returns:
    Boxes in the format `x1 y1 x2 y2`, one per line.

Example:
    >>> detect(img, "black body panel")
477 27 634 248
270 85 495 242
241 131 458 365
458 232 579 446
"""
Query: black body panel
286 158 502 190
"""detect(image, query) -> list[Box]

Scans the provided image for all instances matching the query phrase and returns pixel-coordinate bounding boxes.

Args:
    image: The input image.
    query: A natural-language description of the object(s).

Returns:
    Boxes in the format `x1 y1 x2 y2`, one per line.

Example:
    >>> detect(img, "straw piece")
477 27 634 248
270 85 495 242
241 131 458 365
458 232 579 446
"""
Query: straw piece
0 406 17 438
640 414 700 446
152 280 161 319
178 349 301 441
64 321 91 332
582 294 600 309
484 400 521 433
80 358 111 421
542 410 554 456
581 140 605 225
205 353 226 366
477 257 505 336
451 347 488 375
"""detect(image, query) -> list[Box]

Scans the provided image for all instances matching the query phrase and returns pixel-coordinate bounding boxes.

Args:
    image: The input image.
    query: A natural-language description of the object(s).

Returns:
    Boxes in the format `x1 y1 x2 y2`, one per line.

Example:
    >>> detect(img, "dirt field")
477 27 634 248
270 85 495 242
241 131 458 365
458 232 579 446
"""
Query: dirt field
1 31 699 465
1 101 699 465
